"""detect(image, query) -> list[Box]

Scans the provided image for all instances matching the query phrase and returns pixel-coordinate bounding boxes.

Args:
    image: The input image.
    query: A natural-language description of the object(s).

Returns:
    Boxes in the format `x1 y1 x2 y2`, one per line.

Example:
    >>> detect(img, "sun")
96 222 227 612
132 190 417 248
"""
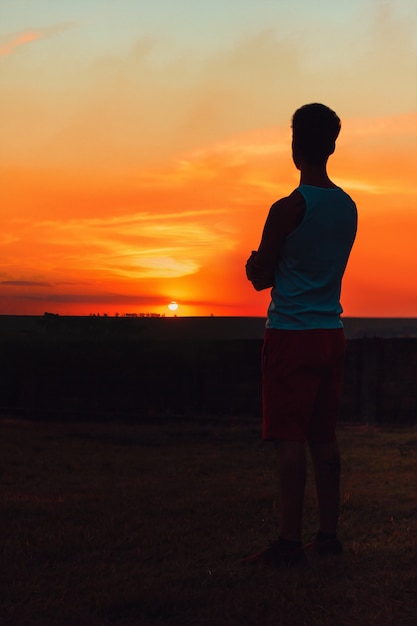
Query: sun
168 300 179 312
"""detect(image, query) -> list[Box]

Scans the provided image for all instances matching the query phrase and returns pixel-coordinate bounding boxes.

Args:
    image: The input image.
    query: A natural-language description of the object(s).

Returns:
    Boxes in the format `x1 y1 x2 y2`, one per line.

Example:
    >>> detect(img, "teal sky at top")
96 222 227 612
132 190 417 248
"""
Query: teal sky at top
1 0 416 132
3 0 416 63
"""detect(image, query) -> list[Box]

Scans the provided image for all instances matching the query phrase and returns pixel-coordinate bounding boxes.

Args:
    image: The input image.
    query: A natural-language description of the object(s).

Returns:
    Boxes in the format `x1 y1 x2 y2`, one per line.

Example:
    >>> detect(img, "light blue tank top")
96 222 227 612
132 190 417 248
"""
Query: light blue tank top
266 184 357 330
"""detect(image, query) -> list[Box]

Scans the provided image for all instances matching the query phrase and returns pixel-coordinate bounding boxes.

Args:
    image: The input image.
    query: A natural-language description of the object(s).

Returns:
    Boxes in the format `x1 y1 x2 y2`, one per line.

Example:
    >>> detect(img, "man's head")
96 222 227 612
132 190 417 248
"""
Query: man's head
292 103 341 168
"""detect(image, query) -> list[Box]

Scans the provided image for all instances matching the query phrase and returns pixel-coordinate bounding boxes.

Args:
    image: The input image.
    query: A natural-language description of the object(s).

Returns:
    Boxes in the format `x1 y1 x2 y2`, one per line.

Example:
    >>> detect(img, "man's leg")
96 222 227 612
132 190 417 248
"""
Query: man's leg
239 439 307 566
276 440 307 542
308 440 341 534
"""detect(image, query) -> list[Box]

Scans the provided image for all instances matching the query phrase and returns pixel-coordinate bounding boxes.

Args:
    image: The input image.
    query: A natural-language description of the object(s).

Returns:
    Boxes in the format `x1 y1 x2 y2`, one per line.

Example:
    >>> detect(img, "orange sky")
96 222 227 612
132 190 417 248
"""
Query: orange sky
1 1 417 318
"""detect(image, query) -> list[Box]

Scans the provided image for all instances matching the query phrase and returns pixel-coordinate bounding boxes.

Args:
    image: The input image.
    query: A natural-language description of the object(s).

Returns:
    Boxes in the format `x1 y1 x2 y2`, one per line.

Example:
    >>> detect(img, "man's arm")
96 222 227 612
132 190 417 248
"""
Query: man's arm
246 190 306 291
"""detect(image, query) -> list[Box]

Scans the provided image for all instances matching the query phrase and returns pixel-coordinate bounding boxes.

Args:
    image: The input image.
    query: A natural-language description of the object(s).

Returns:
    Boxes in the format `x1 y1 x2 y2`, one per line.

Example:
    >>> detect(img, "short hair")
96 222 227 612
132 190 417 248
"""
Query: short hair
292 103 341 165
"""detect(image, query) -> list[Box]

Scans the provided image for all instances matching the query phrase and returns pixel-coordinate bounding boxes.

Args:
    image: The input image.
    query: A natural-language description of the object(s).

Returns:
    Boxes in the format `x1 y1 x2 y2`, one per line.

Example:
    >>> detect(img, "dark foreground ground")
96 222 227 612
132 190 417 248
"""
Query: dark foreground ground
1 417 417 626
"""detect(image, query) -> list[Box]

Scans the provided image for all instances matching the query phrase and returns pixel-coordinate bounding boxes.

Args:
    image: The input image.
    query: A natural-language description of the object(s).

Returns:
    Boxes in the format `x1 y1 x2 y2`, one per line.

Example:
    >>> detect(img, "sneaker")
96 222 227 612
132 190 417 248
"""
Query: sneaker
304 532 343 556
239 540 307 568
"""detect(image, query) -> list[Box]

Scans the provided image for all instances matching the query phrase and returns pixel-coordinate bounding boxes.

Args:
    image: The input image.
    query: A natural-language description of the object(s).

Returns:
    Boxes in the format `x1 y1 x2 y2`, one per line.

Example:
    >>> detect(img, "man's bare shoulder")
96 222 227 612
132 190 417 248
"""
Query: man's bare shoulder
270 190 305 212
269 190 306 229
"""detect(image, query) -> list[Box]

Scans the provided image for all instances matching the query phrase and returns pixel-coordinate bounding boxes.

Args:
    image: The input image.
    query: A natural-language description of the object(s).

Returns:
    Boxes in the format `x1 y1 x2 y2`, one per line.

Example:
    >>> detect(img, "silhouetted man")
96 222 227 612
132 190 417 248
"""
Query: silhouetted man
243 103 357 566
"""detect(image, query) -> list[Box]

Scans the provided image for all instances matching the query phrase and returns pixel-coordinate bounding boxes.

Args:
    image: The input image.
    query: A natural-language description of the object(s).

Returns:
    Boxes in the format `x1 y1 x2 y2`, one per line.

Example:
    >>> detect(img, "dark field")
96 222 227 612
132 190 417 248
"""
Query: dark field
1 417 417 626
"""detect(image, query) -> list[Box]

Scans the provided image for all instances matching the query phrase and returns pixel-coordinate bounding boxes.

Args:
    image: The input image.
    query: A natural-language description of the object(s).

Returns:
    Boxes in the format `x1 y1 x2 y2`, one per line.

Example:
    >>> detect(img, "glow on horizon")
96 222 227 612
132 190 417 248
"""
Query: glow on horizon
1 0 416 317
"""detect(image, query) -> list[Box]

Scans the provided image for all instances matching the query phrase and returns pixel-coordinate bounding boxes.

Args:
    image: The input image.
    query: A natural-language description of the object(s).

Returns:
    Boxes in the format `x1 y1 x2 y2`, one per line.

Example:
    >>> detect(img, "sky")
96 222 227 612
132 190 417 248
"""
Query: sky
1 0 416 318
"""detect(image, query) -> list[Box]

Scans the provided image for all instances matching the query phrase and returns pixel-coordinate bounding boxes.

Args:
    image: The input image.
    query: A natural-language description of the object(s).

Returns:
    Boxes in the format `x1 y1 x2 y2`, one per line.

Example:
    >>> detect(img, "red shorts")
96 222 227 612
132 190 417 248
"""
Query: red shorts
262 328 346 442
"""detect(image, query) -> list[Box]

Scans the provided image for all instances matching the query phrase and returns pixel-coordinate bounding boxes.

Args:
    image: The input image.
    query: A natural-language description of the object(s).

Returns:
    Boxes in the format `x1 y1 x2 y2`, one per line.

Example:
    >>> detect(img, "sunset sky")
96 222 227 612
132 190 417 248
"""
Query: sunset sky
1 0 416 318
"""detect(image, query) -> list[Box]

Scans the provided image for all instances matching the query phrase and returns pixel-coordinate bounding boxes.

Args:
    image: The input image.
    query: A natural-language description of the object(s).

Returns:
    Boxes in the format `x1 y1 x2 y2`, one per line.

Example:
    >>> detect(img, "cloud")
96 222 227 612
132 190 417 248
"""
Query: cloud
0 22 77 57
7 207 237 282
0 280 51 287
9 292 169 306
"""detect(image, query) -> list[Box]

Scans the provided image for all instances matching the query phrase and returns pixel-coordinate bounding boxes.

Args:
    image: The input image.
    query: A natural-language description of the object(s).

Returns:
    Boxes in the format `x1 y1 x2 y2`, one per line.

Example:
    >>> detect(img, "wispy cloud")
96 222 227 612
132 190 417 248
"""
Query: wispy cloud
9 208 237 281
0 280 51 287
0 22 77 57
10 292 170 306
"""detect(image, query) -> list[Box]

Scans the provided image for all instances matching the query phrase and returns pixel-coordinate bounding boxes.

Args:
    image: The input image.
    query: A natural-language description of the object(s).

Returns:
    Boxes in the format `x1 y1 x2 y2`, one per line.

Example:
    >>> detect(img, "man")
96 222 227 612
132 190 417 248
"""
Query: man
243 103 357 566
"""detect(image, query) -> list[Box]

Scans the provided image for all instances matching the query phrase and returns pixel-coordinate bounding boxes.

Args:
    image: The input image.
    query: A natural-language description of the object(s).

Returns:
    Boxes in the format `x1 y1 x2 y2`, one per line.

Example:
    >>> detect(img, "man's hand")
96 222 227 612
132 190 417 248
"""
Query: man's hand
246 251 274 291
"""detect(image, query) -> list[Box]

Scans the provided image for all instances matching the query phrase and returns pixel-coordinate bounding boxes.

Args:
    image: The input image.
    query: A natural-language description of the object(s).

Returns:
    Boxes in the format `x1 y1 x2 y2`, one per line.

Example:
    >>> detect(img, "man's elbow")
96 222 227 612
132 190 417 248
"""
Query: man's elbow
250 277 273 291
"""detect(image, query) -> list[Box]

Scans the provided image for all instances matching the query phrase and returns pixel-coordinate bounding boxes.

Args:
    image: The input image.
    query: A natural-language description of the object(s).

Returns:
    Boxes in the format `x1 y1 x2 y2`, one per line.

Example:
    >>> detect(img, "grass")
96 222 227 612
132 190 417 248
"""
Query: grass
1 416 417 626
